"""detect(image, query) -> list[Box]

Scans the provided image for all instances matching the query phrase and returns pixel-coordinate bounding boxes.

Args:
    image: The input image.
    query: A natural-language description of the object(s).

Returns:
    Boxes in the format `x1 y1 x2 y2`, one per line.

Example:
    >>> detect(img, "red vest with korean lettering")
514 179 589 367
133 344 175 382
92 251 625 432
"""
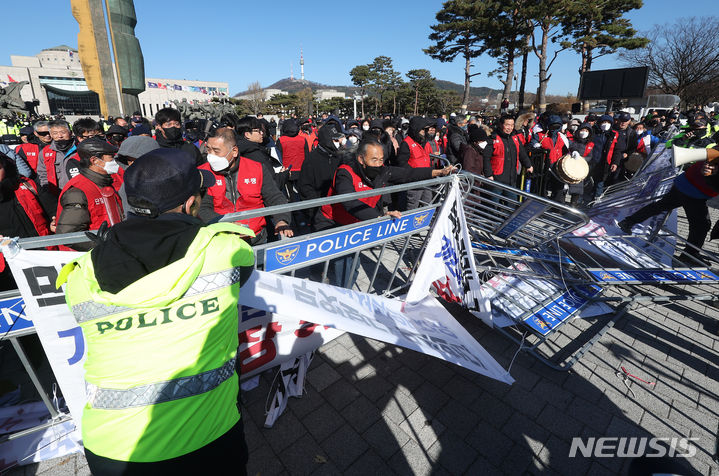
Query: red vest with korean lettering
539 133 569 164
278 135 306 171
17 143 41 172
41 144 59 188
56 173 124 250
320 164 381 225
15 178 50 236
490 134 524 176
200 160 266 233
403 136 430 168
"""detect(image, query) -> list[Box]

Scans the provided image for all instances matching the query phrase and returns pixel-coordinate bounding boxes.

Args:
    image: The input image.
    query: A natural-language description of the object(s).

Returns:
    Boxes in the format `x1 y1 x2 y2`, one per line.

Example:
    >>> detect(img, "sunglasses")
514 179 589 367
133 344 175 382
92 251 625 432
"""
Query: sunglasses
36 131 51 136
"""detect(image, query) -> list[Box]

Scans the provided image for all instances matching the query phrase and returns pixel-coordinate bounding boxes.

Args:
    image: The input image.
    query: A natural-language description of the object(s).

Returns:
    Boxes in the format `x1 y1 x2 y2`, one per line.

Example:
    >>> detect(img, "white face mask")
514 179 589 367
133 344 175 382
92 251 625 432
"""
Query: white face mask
348 135 359 144
478 141 488 149
636 129 644 135
333 140 342 149
679 119 688 126
435 133 440 141
362 125 370 131
578 130 589 139
103 159 120 175
601 123 612 131
207 149 232 172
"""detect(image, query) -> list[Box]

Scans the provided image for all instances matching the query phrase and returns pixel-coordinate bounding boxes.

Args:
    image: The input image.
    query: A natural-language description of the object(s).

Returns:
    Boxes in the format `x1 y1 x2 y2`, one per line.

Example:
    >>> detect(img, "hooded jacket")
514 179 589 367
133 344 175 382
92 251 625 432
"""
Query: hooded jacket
298 124 348 203
56 216 254 463
155 131 205 167
396 117 430 168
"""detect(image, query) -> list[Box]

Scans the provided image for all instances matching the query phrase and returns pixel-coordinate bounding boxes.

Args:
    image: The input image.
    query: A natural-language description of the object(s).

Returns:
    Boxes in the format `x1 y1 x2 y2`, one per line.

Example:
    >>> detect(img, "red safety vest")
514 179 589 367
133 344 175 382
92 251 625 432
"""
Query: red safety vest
425 139 441 156
17 143 41 171
15 178 50 237
403 136 430 168
278 135 306 171
41 145 59 188
684 162 719 198
602 131 618 165
490 134 525 176
41 145 80 190
200 160 267 233
539 133 569 165
320 164 381 225
56 173 124 250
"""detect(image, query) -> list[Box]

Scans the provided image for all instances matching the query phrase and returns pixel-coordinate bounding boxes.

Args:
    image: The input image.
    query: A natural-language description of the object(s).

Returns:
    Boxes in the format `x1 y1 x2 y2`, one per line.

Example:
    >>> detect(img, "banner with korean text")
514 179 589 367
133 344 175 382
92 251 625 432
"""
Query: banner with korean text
7 247 512 430
406 178 491 325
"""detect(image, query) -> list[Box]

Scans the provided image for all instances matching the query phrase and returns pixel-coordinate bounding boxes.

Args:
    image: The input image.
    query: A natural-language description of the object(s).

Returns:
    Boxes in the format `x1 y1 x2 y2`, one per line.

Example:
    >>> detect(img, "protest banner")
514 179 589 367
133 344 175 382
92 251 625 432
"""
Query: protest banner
6 246 513 435
407 179 491 326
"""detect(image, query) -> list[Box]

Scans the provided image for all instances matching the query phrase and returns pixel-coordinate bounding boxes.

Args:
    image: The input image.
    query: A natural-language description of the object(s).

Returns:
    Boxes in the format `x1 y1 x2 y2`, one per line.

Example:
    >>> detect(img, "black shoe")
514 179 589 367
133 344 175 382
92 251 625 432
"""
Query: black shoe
616 219 633 234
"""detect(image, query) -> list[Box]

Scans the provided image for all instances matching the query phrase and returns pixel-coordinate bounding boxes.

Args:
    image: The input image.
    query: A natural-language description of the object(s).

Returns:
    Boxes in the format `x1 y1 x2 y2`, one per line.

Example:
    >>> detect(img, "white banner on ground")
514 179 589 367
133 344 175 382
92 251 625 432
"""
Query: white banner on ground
406 178 491 325
7 247 512 431
241 270 513 384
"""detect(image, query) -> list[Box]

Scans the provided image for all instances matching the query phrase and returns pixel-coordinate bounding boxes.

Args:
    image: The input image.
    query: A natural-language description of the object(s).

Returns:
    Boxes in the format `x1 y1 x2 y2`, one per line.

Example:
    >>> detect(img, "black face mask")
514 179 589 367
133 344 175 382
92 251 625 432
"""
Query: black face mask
549 124 561 132
162 126 182 141
55 138 74 151
364 165 384 181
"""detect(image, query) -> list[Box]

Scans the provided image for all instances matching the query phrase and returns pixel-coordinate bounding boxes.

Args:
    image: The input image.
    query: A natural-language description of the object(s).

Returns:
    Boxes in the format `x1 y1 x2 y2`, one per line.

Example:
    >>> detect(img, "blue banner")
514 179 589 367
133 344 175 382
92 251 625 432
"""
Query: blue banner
472 243 574 264
495 200 548 239
589 268 719 283
264 209 435 271
0 297 34 334
523 285 601 336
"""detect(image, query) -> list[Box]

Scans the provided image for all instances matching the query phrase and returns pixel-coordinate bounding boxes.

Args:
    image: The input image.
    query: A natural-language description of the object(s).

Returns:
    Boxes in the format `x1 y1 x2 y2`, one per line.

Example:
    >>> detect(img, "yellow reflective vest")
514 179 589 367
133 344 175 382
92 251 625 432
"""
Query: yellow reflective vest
57 222 255 462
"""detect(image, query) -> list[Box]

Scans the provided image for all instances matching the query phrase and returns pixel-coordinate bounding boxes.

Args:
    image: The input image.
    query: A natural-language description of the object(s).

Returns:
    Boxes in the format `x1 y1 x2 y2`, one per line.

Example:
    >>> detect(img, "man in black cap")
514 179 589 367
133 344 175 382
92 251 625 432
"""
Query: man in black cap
57 146 252 475
106 124 129 147
55 137 123 250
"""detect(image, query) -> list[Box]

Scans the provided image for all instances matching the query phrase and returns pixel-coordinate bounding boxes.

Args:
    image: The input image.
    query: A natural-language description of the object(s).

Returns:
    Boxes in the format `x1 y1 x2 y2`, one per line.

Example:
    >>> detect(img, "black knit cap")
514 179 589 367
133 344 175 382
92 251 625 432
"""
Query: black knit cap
124 148 214 217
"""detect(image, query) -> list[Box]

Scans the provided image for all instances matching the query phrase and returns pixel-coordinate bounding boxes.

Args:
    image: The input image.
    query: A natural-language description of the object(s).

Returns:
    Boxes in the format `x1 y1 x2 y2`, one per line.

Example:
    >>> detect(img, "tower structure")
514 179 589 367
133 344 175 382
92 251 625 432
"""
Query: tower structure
300 48 304 81
70 0 144 117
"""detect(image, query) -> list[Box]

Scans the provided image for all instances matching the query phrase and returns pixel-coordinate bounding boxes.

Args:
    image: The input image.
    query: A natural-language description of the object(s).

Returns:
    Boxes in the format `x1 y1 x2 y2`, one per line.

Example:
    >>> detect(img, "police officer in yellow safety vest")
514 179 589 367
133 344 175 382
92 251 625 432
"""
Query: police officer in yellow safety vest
57 147 255 474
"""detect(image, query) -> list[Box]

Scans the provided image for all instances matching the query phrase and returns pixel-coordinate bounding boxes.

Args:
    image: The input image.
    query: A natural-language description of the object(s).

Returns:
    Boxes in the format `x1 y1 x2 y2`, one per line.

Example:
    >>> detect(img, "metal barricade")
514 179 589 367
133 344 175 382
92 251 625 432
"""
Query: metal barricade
0 173 467 446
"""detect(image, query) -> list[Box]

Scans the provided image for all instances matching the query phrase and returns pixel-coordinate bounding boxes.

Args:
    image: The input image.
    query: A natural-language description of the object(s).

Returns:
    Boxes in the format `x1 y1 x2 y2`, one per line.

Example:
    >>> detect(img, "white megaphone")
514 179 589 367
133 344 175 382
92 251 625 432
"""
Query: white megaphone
673 145 719 168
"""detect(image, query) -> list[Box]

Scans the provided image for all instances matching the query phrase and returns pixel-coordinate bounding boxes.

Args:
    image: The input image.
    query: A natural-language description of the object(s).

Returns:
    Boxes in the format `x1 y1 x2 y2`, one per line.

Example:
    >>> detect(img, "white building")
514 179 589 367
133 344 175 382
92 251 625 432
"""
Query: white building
0 46 93 116
138 78 229 118
0 46 229 119
314 89 346 101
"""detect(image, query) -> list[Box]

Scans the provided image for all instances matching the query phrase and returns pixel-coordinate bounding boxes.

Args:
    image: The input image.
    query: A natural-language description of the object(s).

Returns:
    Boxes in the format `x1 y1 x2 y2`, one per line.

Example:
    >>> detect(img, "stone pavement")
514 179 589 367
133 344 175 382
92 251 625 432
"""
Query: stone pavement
5 209 719 475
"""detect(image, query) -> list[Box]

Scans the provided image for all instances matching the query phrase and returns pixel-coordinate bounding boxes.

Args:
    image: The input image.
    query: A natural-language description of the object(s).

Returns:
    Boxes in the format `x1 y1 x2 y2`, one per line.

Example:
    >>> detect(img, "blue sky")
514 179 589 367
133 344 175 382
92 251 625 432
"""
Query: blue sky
1 1 716 96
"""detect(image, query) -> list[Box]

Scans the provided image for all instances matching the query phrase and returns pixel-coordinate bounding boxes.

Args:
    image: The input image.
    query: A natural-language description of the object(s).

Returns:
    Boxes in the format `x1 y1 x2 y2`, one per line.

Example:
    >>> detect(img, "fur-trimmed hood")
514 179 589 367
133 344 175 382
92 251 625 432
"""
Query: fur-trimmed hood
515 113 536 131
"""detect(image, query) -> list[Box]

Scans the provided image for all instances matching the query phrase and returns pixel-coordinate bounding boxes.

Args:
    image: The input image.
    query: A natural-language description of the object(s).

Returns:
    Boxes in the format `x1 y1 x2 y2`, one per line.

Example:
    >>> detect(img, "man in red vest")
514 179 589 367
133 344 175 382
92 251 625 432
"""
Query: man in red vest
316 137 455 286
483 115 533 202
276 119 309 201
397 117 434 209
0 153 52 290
55 137 124 251
15 120 53 174
199 128 293 245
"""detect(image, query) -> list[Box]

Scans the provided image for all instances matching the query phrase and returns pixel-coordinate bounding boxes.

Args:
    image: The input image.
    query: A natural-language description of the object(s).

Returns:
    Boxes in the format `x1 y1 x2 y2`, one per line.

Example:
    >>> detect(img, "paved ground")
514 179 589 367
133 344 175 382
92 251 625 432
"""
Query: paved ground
5 209 719 475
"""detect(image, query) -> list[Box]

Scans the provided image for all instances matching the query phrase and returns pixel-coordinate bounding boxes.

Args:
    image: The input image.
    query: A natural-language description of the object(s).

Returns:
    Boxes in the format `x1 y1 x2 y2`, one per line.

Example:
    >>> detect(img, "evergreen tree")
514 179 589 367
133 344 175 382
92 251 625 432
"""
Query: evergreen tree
425 0 488 114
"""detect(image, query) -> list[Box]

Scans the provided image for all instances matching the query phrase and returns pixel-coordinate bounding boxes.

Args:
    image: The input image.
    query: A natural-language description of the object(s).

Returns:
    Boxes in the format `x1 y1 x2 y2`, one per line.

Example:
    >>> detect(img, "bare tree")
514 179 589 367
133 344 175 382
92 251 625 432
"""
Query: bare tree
621 17 719 106
247 81 265 115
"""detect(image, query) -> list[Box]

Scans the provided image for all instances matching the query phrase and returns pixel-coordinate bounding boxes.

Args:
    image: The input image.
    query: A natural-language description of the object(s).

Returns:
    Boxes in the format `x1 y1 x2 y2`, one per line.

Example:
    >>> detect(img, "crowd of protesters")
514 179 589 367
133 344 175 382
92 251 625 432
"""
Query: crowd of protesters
3 102 719 290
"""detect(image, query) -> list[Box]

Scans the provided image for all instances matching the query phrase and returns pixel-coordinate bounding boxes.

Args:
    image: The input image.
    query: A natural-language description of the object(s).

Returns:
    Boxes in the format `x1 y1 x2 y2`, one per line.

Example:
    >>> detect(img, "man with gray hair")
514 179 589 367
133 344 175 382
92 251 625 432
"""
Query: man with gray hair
15 120 52 174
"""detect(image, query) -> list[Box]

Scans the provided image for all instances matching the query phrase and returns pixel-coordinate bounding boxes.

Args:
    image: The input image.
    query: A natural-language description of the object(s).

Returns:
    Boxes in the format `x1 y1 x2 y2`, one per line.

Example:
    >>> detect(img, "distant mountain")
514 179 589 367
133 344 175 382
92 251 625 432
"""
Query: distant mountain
234 77 503 98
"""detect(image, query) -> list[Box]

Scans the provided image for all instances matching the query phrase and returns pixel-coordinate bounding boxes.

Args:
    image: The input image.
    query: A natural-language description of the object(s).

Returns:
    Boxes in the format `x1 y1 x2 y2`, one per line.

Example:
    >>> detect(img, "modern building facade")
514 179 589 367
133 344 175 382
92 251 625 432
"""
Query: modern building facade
0 47 228 119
